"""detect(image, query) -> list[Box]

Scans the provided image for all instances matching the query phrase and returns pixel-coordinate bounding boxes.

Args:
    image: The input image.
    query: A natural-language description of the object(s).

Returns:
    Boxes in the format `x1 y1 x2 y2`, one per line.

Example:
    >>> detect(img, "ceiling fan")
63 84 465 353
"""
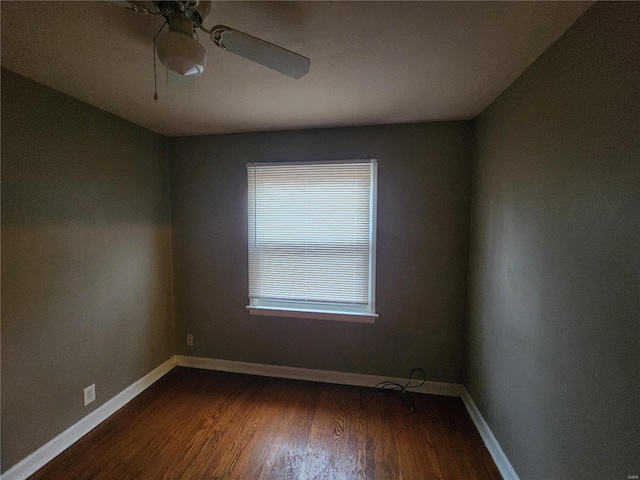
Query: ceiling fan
116 0 311 81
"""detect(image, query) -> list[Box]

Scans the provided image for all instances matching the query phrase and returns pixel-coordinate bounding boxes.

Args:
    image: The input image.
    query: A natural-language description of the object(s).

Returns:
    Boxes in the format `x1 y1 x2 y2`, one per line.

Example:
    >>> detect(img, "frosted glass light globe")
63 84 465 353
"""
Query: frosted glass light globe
156 30 206 76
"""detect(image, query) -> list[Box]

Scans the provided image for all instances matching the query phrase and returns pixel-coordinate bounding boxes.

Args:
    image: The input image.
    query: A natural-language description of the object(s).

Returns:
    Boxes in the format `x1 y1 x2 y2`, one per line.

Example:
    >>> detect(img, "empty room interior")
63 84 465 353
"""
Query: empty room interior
1 1 638 479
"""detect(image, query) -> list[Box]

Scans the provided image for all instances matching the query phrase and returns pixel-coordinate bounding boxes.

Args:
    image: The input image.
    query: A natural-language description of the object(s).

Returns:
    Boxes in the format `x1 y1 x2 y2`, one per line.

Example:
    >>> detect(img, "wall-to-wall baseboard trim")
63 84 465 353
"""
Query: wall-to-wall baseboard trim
461 390 521 480
175 355 464 397
1 356 178 480
177 356 519 479
3 355 518 480
176 356 520 479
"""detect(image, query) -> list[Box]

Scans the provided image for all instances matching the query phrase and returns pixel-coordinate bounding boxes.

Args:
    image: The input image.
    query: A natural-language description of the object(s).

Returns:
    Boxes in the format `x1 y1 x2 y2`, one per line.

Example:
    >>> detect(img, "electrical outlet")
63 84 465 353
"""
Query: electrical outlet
187 334 194 346
83 384 96 406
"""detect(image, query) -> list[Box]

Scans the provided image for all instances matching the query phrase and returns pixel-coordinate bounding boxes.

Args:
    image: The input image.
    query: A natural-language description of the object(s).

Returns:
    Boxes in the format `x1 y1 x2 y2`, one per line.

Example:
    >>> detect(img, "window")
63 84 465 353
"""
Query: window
246 160 378 323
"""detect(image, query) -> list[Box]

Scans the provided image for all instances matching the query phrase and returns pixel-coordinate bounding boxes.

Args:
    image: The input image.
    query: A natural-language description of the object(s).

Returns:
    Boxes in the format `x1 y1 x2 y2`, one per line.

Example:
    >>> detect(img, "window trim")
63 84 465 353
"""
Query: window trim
245 305 378 323
246 159 378 323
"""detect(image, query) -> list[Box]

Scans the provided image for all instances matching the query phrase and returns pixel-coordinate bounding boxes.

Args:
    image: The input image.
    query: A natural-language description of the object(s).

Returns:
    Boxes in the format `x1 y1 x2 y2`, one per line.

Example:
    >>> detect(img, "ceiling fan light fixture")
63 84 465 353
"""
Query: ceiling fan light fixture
156 30 206 76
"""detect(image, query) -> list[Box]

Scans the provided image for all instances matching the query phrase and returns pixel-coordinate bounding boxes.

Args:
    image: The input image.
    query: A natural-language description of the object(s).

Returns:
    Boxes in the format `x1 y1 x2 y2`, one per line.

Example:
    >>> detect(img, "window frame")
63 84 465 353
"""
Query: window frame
245 159 379 323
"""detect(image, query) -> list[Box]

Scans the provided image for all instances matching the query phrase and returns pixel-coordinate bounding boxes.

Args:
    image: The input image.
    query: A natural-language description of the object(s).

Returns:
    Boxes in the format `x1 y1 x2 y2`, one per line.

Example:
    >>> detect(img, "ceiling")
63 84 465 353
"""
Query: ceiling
1 1 591 137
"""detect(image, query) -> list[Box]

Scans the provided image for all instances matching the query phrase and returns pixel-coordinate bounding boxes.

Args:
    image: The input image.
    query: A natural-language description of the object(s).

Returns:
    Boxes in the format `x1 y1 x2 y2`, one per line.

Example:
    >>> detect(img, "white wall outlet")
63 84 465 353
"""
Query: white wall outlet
83 384 96 406
187 334 194 346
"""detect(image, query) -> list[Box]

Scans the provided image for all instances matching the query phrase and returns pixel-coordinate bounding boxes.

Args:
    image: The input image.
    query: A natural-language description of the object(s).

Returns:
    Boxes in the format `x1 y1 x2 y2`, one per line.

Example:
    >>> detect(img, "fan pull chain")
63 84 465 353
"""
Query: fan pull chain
153 49 158 101
152 22 167 101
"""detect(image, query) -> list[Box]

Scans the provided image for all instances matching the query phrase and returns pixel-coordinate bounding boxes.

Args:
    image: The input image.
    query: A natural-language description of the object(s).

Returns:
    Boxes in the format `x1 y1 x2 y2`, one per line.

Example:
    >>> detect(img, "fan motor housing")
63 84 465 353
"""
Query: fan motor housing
166 11 195 36
159 1 211 31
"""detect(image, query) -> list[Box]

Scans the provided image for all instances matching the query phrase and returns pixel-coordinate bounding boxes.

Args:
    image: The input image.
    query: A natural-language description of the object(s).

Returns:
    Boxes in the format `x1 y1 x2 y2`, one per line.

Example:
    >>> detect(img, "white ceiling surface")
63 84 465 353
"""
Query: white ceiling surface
1 1 591 137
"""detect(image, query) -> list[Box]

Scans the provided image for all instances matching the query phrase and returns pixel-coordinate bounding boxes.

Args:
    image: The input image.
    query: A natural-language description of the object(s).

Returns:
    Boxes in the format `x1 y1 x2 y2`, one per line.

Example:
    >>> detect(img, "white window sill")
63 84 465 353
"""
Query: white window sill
246 306 378 324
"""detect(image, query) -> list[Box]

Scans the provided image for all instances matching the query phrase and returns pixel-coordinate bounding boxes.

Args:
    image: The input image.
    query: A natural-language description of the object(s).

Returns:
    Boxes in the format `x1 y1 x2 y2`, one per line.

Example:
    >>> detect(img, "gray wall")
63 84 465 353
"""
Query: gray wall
1 69 176 471
170 122 473 382
466 3 639 480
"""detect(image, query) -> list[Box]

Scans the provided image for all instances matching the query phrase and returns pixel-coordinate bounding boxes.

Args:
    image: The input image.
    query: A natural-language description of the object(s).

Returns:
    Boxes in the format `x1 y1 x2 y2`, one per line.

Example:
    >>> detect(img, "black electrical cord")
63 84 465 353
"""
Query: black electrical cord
373 368 427 412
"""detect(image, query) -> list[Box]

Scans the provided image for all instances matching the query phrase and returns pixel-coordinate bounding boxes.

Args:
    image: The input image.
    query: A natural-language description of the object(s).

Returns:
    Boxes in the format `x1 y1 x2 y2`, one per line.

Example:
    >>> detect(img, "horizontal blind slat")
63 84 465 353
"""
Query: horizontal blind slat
248 161 374 307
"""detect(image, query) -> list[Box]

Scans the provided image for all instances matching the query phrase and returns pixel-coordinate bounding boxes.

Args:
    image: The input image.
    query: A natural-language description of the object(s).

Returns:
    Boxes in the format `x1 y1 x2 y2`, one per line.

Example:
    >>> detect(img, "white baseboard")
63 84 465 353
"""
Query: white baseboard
461 389 521 480
177 356 521 477
175 355 464 397
1 356 178 480
3 354 517 480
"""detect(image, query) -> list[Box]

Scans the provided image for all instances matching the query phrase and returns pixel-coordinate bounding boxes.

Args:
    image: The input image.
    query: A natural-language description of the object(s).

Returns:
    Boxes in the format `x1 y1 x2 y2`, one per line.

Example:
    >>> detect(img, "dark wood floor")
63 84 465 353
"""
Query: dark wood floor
30 367 502 480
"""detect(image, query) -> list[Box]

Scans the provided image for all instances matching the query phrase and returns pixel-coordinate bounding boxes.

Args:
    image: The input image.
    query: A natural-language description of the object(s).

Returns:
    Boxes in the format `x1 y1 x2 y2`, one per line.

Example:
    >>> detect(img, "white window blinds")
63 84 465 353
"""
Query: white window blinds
247 160 377 321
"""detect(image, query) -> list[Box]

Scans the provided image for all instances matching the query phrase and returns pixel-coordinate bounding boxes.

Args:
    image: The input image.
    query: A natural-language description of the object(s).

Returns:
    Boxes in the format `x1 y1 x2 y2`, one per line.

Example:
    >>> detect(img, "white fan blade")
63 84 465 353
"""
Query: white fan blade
211 26 310 79
110 1 160 15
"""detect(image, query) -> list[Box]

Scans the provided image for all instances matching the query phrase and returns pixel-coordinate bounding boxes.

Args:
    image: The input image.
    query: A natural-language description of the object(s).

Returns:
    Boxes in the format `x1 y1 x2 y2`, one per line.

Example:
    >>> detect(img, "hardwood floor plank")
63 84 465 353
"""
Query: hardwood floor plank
28 367 502 480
